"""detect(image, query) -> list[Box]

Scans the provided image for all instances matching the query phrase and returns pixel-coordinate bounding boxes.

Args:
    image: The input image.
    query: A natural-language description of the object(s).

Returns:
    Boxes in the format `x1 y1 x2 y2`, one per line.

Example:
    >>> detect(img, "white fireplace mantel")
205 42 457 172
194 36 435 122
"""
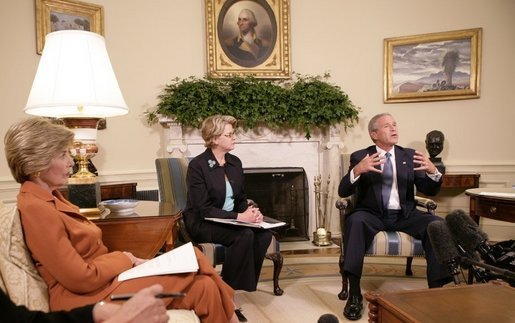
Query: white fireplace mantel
159 117 344 237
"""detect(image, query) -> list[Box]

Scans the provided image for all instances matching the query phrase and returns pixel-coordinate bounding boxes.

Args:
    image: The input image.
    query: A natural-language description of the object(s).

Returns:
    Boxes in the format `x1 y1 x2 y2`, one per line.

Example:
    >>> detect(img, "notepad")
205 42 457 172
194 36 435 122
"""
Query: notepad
118 242 199 282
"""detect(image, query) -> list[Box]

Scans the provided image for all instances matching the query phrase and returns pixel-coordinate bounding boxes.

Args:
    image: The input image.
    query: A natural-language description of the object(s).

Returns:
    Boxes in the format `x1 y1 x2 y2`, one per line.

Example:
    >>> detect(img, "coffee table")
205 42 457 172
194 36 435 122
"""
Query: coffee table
366 283 515 323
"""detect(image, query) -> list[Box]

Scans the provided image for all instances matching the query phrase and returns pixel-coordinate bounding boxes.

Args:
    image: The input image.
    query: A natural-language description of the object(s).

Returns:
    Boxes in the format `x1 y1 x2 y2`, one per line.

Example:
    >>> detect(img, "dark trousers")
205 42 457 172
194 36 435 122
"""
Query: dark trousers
193 221 272 291
343 209 450 285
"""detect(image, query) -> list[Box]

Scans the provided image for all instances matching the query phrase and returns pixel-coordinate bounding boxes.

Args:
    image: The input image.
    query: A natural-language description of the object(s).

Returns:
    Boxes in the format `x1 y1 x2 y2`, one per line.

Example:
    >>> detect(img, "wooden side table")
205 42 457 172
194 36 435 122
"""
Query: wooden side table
92 201 181 259
441 173 480 189
366 283 515 323
100 182 137 200
60 182 137 201
465 188 515 224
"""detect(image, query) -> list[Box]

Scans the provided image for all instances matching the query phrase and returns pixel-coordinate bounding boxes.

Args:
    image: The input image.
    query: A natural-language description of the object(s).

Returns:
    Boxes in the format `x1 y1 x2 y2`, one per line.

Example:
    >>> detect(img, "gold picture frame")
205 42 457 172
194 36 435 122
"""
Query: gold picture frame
36 0 104 54
384 28 482 103
205 0 291 79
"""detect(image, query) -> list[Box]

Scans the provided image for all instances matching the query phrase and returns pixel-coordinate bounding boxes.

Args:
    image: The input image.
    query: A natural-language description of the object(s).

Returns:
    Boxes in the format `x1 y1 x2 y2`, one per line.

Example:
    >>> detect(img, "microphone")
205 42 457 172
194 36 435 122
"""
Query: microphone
457 256 515 282
445 209 497 264
317 314 339 323
427 220 461 285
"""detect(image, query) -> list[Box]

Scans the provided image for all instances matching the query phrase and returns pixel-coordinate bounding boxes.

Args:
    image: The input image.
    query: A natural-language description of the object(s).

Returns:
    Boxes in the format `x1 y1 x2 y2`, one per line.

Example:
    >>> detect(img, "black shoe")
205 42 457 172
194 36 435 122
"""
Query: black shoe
235 308 247 322
343 295 363 321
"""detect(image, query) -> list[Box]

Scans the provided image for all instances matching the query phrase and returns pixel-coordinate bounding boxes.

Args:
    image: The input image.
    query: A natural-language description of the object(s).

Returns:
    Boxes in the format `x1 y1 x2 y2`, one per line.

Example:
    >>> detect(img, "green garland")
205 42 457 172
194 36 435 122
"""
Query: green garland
146 73 360 139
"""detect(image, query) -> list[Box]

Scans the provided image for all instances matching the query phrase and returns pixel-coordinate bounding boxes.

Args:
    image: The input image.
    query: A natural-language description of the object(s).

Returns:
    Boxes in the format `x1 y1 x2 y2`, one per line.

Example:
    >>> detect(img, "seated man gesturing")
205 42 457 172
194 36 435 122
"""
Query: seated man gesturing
338 113 451 320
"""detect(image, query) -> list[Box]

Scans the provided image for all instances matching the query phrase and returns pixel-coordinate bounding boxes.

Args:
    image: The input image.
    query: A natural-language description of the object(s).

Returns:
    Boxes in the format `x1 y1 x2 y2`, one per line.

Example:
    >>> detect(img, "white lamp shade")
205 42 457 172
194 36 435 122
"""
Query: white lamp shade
25 30 128 118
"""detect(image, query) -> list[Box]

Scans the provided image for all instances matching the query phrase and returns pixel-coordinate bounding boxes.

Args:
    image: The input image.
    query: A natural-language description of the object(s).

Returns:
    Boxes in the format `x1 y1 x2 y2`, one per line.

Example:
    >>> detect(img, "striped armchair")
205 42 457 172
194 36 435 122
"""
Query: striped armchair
155 158 284 296
336 196 437 300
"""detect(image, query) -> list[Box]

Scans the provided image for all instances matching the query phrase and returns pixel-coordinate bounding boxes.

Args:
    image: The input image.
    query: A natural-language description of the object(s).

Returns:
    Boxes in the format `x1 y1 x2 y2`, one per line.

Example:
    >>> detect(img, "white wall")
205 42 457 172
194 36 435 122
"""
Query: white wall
1 0 514 238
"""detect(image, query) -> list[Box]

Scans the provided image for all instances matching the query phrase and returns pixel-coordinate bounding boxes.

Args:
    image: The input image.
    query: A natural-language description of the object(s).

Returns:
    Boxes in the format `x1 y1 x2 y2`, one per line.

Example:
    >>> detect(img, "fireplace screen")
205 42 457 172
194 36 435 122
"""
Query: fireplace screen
243 167 309 241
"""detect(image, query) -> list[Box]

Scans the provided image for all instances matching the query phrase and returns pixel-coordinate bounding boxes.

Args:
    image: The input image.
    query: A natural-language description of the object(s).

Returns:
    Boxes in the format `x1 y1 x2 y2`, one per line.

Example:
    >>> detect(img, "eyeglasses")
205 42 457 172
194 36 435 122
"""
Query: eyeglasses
222 132 236 138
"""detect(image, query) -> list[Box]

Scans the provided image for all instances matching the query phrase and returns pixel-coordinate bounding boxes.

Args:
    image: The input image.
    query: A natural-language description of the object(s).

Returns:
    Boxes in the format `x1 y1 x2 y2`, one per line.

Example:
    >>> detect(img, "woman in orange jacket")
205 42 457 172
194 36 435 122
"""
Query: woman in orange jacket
4 117 239 323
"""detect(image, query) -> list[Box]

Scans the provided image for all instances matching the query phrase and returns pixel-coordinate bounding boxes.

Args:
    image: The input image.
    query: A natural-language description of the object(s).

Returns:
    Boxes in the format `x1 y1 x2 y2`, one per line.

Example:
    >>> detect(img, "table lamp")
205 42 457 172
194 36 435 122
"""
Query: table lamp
25 30 128 210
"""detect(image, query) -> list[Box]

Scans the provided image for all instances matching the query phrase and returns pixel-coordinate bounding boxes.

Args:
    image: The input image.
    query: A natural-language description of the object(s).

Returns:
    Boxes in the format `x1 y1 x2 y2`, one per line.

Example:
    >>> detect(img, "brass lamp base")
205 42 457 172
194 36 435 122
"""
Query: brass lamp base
64 117 100 180
312 227 333 246
72 153 97 179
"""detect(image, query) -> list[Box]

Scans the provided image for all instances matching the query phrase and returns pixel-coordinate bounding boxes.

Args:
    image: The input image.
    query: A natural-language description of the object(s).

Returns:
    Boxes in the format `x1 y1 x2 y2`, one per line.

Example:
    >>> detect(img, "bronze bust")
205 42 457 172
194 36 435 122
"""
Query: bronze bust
425 130 445 173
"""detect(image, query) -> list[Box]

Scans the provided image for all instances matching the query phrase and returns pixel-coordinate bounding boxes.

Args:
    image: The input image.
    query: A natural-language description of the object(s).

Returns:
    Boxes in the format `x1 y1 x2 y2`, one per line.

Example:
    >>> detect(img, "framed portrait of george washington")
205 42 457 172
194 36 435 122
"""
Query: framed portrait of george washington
205 0 291 79
36 0 104 54
384 28 482 103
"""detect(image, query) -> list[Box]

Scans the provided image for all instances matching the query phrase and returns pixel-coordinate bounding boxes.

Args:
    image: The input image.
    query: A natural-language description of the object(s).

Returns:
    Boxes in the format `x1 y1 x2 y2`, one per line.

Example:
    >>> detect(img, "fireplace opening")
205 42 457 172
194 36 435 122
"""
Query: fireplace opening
243 167 309 241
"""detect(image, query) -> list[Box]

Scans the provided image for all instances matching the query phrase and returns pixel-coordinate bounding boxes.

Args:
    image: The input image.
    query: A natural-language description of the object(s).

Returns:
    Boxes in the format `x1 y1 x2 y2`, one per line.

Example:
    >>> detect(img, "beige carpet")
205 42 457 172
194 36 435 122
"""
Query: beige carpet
234 254 429 322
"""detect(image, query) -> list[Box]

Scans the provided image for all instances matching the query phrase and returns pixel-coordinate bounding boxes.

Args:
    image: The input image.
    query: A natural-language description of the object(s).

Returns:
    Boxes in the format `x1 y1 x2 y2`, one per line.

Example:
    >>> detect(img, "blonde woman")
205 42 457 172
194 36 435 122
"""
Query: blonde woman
183 115 272 294
4 117 239 323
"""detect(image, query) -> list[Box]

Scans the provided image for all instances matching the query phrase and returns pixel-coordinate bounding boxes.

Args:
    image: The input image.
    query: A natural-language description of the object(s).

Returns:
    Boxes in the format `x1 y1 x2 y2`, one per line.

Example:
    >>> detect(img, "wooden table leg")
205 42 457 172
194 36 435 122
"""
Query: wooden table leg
365 291 381 323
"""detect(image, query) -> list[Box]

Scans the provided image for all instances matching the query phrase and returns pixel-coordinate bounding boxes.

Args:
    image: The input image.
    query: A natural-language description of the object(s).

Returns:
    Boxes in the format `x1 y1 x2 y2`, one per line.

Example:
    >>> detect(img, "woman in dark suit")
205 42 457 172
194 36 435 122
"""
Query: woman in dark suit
183 115 272 292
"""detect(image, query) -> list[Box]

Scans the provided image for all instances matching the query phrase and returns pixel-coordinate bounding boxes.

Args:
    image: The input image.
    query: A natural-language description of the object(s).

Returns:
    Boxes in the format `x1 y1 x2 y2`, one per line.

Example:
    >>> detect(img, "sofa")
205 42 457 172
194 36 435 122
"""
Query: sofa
0 201 199 322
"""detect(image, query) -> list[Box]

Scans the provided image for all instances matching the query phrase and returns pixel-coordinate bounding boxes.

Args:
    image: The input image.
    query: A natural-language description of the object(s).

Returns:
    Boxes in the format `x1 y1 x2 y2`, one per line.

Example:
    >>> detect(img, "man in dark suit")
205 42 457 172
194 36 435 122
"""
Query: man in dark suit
338 113 451 320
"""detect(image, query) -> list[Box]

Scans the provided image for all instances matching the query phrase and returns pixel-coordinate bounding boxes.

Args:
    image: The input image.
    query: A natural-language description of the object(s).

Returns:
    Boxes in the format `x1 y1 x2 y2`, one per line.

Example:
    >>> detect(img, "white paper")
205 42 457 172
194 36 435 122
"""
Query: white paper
205 217 286 229
118 242 199 282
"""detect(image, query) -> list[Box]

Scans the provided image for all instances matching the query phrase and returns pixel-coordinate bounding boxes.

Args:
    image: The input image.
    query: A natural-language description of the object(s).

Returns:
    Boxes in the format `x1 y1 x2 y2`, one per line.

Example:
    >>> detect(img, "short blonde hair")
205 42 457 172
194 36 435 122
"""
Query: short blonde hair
201 115 237 148
4 117 74 183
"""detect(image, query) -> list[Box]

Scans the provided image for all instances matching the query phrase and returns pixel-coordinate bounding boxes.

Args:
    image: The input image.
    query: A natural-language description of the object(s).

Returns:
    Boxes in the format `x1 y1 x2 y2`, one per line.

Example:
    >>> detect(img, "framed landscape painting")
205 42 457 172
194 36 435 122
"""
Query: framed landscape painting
384 28 482 103
205 0 291 79
36 0 104 54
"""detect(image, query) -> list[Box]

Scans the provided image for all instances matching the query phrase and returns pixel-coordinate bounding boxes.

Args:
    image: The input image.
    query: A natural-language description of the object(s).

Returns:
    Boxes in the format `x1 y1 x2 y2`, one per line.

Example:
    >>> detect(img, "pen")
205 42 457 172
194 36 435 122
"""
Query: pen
110 292 186 301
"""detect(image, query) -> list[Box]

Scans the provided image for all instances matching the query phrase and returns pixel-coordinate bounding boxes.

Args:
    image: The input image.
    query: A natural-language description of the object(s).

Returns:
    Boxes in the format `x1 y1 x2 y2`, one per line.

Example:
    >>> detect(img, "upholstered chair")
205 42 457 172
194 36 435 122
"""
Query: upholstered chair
155 157 284 296
336 196 437 300
0 202 49 311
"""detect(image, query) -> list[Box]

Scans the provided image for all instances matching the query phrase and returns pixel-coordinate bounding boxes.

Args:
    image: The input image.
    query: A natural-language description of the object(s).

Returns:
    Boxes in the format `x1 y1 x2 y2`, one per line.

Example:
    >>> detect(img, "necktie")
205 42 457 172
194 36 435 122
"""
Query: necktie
382 152 393 210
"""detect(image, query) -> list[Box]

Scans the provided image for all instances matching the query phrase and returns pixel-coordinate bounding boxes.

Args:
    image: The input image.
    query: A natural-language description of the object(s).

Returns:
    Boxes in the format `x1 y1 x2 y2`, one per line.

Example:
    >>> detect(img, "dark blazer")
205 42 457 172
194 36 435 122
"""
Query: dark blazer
1 289 94 323
338 145 442 218
184 149 248 235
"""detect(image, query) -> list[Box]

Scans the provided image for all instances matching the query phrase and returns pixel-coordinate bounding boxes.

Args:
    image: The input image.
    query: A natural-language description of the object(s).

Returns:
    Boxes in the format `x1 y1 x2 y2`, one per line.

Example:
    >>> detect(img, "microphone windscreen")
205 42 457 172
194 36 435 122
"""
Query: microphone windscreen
317 314 339 323
445 209 488 253
427 220 459 264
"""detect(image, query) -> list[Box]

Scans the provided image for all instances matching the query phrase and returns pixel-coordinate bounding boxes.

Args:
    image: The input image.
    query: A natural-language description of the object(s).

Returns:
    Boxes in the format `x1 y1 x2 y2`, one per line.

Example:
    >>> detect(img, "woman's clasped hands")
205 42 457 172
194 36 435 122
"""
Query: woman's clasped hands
237 205 263 223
